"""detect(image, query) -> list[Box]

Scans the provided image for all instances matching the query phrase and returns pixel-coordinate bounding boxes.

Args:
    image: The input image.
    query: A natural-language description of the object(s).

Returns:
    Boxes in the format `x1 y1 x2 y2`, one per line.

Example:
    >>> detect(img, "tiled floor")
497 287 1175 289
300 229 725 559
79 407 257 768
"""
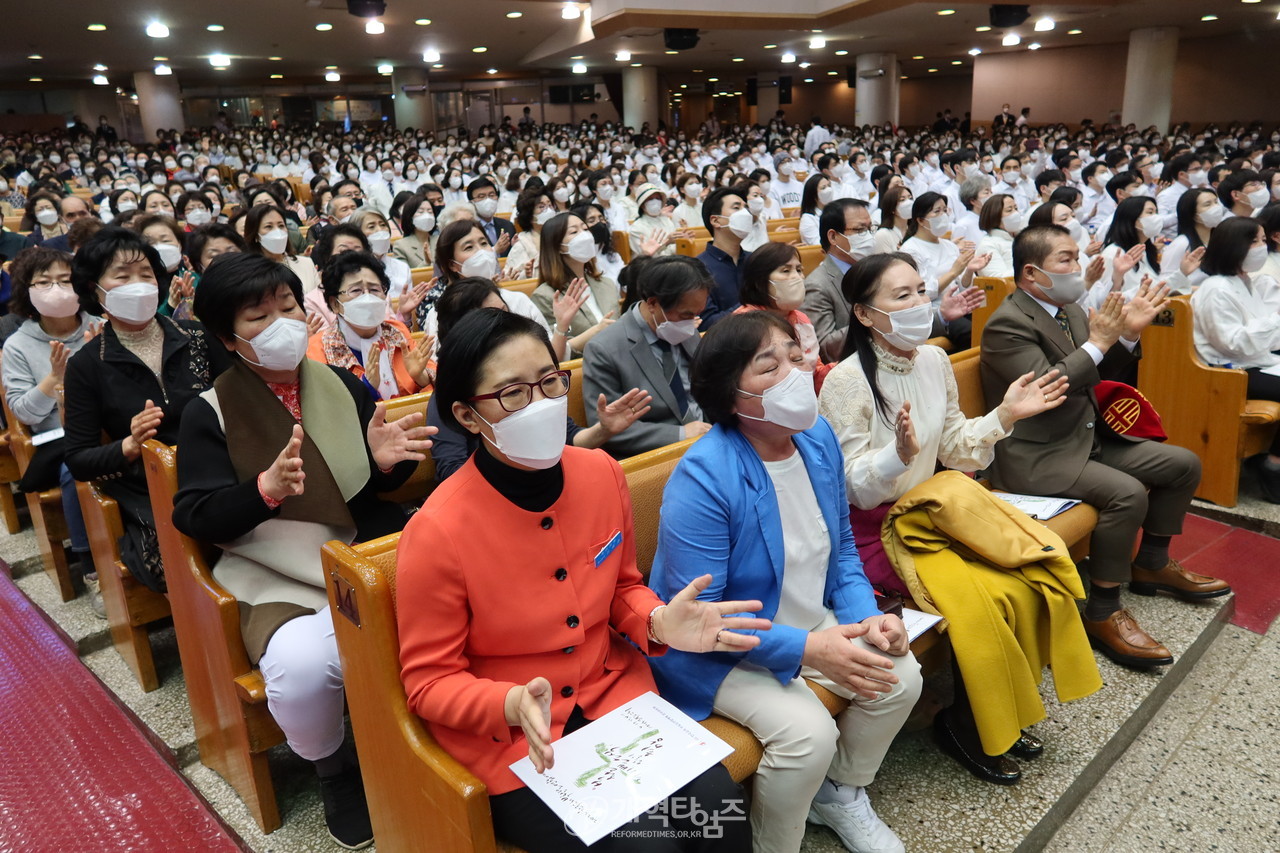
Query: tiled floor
3 506 1278 853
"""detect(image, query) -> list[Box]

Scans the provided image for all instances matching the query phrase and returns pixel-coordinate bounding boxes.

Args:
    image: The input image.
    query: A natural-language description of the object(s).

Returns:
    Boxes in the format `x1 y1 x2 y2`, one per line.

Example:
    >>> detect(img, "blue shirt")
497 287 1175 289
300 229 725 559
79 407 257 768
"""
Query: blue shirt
696 243 752 328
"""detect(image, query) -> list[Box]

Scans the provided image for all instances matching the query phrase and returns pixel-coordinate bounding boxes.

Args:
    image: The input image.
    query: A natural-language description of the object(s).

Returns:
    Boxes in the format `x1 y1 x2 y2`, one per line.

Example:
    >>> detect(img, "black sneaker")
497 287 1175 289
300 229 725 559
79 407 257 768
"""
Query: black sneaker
318 766 374 849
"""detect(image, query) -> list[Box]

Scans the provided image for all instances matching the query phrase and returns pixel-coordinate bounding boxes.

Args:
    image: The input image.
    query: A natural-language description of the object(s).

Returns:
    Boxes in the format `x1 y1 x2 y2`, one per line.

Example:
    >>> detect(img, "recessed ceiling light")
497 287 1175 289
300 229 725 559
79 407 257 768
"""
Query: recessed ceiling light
630 62 641 67
975 25 991 32
616 50 631 61
415 18 431 25
763 43 777 49
781 52 796 63
732 57 744 62
952 60 963 65
154 56 169 61
506 11 522 17
270 73 283 79
1068 29 1082 35
27 54 41 60
325 71 341 82
207 24 224 32
487 68 498 73
680 83 687 88
968 47 982 55
928 67 938 72
572 62 587 73
1027 42 1041 50
1002 32 1022 46
87 24 106 31
315 22 333 31
708 76 719 82
827 70 838 75
1035 17 1055 31
562 3 581 19
665 49 678 54
269 56 283 61
472 46 488 53
92 63 108 71
937 9 956 15
377 63 393 74
209 54 231 67
1201 14 1218 20
809 37 826 49
798 61 811 68
1242 0 1261 4
29 77 42 82
901 75 908 79
92 74 108 84
422 49 440 62
366 19 385 34
154 64 172 75
835 50 848 56
803 77 814 82
145 22 170 38
432 63 444 68
325 65 338 69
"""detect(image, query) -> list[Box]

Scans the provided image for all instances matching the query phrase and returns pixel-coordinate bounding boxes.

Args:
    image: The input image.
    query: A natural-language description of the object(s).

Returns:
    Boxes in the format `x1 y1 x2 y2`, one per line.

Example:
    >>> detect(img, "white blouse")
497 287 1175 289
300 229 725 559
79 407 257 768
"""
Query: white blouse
900 236 960 304
977 229 1015 278
1190 273 1280 370
817 344 1008 510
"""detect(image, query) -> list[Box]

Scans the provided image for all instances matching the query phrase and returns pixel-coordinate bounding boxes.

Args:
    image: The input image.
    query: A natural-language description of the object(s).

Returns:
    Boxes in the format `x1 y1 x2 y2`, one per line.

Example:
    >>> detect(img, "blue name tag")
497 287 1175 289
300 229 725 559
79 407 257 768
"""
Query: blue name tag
594 530 623 567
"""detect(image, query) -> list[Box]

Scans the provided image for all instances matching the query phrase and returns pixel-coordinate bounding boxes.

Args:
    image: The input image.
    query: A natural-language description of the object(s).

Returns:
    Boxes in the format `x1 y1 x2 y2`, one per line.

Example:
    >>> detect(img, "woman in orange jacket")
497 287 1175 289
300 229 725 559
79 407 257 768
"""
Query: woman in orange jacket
396 308 766 852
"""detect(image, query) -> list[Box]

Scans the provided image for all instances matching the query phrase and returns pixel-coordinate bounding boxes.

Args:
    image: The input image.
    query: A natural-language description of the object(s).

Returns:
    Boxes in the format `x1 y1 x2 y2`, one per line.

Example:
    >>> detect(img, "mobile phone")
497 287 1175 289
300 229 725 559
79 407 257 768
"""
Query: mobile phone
1026 139 1041 151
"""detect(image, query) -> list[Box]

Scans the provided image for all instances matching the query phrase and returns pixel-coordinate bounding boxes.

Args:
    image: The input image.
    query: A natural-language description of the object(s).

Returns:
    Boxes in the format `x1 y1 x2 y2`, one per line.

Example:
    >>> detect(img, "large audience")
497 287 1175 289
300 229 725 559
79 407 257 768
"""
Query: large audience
3 108 1272 852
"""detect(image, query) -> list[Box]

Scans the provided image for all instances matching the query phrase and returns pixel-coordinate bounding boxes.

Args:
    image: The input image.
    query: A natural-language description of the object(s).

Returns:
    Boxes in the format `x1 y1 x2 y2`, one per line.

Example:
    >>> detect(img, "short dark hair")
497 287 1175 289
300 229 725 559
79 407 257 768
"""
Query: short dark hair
186 224 246 273
1012 224 1072 283
133 213 186 248
1257 202 1280 251
243 204 293 257
904 191 946 240
436 277 503 344
466 177 498 200
979 194 1012 234
433 308 558 431
1107 170 1143 201
689 311 797 428
71 226 166 315
1034 169 1065 192
740 242 800 308
1201 216 1263 277
435 219 486 283
636 254 713 309
8 246 76 320
400 193 431 237
701 187 745 233
311 223 370 271
321 250 390 304
194 251 304 344
1218 169 1262 209
819 198 870 250
178 191 214 217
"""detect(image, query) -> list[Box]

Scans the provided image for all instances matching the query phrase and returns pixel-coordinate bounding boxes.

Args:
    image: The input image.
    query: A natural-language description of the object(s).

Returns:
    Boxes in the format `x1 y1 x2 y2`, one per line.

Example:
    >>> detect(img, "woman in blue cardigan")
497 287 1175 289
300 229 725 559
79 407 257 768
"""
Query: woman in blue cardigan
648 311 922 853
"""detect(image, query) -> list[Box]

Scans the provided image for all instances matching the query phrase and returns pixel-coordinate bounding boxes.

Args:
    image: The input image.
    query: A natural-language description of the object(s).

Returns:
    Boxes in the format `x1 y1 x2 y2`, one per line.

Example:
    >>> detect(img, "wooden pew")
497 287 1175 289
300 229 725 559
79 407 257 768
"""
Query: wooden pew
674 236 712 258
798 244 824 276
76 479 170 692
379 391 437 505
499 277 539 298
971 276 1015 347
410 266 434 285
561 358 586 427
141 441 285 833
0 435 22 535
1136 296 1280 507
766 216 800 233
3 215 24 232
612 229 632 265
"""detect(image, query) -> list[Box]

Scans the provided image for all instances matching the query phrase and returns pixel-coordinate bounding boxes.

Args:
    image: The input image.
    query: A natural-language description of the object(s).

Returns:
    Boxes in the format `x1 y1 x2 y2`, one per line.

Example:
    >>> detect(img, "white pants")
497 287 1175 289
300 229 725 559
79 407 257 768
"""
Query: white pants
712 615 922 853
258 608 346 762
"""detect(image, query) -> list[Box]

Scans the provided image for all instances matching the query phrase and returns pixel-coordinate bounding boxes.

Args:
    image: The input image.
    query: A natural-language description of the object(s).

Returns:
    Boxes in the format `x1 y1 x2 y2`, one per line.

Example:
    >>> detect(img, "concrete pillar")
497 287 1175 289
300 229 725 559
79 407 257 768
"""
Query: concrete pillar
392 67 434 132
756 72 779 125
854 53 899 127
622 66 659 132
1121 27 1179 131
132 71 184 140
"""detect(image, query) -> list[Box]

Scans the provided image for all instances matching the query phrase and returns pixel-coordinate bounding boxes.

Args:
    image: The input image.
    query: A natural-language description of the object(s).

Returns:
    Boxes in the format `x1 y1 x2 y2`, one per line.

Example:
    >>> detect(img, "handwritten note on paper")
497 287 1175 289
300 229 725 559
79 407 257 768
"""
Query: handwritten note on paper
510 692 732 845
900 607 943 641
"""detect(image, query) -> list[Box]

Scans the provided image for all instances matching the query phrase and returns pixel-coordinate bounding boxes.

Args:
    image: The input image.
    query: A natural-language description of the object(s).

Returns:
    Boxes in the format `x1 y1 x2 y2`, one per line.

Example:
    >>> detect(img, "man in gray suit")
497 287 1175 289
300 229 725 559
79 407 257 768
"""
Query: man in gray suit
980 225 1229 670
583 256 713 458
802 199 875 363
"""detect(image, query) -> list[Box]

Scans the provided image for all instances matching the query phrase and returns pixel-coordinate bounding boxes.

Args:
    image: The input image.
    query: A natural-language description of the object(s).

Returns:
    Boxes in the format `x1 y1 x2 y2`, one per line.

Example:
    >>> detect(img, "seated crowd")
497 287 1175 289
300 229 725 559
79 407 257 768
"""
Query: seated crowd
5 109 1271 852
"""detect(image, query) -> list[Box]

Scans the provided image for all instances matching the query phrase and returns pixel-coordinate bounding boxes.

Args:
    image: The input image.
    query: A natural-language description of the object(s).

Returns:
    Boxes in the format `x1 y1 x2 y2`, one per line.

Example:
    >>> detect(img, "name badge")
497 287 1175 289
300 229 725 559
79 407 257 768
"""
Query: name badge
594 530 623 567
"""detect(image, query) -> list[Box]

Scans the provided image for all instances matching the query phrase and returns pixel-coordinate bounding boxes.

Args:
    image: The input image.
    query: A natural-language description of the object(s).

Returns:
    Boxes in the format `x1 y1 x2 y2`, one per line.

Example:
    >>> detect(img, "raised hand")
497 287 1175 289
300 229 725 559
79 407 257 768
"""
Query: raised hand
996 369 1069 427
494 231 512 257
967 252 992 274
1180 246 1206 278
504 677 554 773
398 281 431 318
595 388 652 436
306 311 327 336
951 246 976 277
940 283 984 322
639 228 669 256
1112 243 1147 289
48 340 71 384
1087 291 1125 350
403 336 436 387
552 277 589 333
651 574 772 653
366 402 435 470
260 424 306 502
1084 254 1107 286
1084 239 1104 257
122 399 165 460
168 269 196 309
1122 277 1171 339
894 401 919 465
83 320 104 342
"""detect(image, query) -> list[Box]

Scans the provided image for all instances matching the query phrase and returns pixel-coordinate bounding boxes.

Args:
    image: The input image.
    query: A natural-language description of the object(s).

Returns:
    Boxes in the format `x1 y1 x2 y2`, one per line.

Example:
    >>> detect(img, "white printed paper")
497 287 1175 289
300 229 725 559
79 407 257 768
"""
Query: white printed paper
31 427 64 447
510 691 734 845
901 607 943 641
992 492 1080 520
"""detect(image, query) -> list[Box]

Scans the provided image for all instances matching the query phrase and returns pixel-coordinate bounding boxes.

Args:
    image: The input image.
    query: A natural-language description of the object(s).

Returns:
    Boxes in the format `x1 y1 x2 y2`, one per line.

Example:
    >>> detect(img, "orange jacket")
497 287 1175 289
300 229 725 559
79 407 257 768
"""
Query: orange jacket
305 318 432 399
396 447 666 794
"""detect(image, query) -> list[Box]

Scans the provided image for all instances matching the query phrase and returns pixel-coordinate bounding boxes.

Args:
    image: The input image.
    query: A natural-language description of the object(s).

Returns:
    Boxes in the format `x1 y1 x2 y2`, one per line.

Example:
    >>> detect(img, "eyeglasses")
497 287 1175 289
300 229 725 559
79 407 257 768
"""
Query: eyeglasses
30 280 73 291
468 369 571 413
338 284 387 298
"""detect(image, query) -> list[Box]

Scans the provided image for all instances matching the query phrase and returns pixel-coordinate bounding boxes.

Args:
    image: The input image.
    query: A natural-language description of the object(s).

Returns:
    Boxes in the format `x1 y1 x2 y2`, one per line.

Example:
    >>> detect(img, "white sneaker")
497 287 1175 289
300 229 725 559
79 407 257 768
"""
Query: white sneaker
808 786 905 853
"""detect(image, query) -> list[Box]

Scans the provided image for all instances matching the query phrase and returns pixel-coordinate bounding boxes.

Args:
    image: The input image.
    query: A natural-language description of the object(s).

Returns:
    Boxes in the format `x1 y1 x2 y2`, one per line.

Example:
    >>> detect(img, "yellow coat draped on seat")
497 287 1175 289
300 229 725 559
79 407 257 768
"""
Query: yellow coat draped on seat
882 471 1103 755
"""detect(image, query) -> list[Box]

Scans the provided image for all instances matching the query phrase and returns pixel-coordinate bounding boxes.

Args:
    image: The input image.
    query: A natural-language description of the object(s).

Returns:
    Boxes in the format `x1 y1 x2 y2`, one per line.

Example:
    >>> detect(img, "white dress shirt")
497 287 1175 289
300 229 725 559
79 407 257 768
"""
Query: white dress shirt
1191 273 1280 370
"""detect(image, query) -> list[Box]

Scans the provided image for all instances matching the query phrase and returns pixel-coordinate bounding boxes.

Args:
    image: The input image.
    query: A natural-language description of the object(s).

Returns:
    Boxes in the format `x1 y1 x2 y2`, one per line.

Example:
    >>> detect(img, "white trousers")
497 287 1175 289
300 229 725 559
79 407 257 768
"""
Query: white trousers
257 608 347 762
712 615 922 853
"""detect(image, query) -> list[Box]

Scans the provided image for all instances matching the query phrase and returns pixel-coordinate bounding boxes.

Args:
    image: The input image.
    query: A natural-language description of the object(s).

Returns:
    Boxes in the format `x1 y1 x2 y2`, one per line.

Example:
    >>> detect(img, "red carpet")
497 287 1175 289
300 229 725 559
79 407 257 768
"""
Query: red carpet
1173 515 1280 635
0 567 244 852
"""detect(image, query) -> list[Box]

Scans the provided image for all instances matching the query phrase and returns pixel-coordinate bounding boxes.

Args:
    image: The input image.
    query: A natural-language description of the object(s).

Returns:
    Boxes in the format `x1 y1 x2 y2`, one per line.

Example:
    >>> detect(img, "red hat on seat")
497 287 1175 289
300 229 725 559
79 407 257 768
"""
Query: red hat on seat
1096 381 1166 441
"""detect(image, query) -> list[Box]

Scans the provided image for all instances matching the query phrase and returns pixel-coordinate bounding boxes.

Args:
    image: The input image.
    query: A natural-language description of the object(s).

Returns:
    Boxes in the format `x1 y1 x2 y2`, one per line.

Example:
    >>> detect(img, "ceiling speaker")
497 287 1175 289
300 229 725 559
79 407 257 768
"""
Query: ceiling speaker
663 28 700 51
989 5 1030 28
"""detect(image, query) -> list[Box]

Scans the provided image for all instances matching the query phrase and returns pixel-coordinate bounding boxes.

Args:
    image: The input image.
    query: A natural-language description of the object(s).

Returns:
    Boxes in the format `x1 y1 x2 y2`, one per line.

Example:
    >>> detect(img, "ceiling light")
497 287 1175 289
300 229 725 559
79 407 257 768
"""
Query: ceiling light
209 54 231 67
803 77 814 83
487 68 498 74
92 74 108 85
415 18 431 25
154 56 169 61
29 77 42 82
325 71 341 82
1242 0 1261 3
835 50 848 56
87 24 106 31
571 54 584 59
975 25 991 32
951 60 962 64
764 43 777 49
1035 17 1055 31
1002 32 1022 46
270 73 283 79
665 50 678 54
154 64 172 75
27 54 41 60
269 56 282 60
92 64 108 71
708 76 719 82
366 19 385 34
937 9 956 15
616 50 631 61
145 22 170 38
901 75 908 79
1068 29 1082 35
928 67 937 72
732 57 744 62
1027 42 1041 50
423 49 440 62
798 61 811 68
507 11 522 18
630 62 641 67
809 37 826 49
432 63 443 68
781 52 796 63
315 22 333 31
472 46 488 53
679 83 687 88
207 24 224 32
913 55 924 59
562 3 581 19
572 62 587 73
1201 14 1218 21
827 70 838 75
325 65 338 69
969 47 982 55
377 63 393 74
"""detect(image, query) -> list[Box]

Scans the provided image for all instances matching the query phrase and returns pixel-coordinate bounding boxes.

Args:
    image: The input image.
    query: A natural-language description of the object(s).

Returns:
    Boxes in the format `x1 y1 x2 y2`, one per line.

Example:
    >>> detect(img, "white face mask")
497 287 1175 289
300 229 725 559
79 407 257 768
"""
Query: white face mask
563 230 597 263
747 196 765 214
475 394 568 470
895 199 914 221
778 162 794 176
1003 170 1021 184
474 198 498 218
449 175 463 189
1246 187 1270 210
643 198 664 217
724 208 754 238
35 208 60 227
534 207 554 227
412 210 436 233
1065 219 1085 242
1197 204 1226 228
185 207 212 226
924 213 952 237
367 230 392 255
1243 244 1269 274
654 303 698 345
1002 210 1028 234
459 248 499 279
737 367 818 431
99 282 159 324
769 275 805 311
870 302 934 350
684 182 702 199
236 316 309 371
596 184 614 201
553 186 571 203
1188 170 1208 187
30 285 80 319
817 186 837 205
842 231 875 260
1033 265 1088 304
259 229 289 254
1137 214 1163 241
341 292 387 328
153 242 182 272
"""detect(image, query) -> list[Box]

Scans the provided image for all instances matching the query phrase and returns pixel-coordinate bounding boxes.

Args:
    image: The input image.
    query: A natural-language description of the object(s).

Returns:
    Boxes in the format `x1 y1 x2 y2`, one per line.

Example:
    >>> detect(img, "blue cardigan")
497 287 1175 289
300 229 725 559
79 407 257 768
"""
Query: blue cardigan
647 418 880 720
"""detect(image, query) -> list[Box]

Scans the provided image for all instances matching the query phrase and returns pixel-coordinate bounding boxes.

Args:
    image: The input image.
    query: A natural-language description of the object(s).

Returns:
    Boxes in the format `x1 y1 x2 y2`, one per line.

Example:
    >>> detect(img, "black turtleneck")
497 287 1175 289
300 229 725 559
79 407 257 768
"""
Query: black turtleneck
473 443 565 513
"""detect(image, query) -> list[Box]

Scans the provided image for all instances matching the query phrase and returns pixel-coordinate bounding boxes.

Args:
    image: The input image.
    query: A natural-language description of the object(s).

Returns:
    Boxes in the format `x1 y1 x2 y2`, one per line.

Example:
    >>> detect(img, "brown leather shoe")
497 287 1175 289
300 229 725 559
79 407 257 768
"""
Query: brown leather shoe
1083 608 1174 668
1130 559 1232 601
